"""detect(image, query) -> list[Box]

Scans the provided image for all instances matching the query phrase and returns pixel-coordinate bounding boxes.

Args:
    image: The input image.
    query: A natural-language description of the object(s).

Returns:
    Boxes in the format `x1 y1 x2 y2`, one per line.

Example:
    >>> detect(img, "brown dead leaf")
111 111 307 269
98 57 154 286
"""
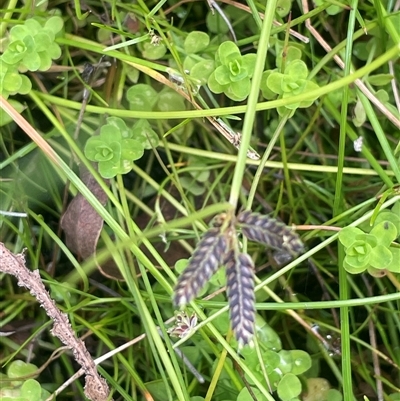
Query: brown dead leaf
61 166 108 260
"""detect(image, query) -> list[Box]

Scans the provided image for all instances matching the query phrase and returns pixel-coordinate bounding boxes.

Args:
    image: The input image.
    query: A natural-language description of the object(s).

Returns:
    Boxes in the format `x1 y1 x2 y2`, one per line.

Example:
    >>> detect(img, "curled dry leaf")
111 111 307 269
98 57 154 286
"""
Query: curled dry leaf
225 250 256 347
60 167 123 280
60 166 108 260
173 227 229 307
237 210 305 255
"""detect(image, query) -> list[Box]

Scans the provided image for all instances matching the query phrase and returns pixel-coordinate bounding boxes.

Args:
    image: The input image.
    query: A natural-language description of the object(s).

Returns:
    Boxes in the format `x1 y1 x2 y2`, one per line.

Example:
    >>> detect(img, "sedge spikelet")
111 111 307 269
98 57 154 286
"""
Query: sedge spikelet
225 250 255 347
237 210 304 255
174 227 228 307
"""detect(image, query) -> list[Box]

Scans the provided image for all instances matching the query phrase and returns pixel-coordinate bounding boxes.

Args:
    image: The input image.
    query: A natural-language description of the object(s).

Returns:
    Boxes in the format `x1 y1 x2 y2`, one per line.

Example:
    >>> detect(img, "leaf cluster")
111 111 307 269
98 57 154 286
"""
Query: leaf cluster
339 202 400 275
208 41 257 101
0 16 63 98
0 360 52 401
84 116 158 178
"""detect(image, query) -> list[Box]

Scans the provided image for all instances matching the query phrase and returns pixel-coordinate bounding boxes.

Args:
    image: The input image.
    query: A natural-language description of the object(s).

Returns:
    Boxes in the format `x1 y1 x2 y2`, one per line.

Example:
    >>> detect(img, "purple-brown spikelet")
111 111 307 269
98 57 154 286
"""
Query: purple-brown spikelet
237 210 304 255
225 250 255 347
173 227 228 307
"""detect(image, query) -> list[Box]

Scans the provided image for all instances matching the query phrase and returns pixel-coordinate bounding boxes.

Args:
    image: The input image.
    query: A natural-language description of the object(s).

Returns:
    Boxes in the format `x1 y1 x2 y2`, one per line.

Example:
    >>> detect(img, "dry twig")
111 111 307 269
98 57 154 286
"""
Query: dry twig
0 242 112 401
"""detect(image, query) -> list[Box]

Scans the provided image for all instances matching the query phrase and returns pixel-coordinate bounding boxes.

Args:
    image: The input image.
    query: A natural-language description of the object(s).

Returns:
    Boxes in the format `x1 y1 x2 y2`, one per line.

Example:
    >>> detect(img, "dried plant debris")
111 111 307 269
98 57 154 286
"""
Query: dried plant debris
237 210 305 255
0 243 112 401
174 227 229 306
173 210 304 346
225 250 255 346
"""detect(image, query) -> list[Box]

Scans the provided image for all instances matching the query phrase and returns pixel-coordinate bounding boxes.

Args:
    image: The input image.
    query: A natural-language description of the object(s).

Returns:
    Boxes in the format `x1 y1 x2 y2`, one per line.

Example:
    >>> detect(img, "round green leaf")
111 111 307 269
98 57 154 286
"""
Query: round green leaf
190 59 215 85
23 51 41 71
241 53 257 77
226 78 250 101
19 74 32 94
9 24 29 40
142 42 167 60
24 18 42 34
2 40 27 64
262 350 281 373
375 211 400 238
343 259 367 274
326 389 343 401
20 379 41 401
156 89 185 111
106 116 130 138
267 71 285 95
174 258 189 274
278 350 293 374
370 221 397 246
184 31 210 54
285 59 308 80
206 10 230 35
386 248 400 273
44 16 64 34
132 119 158 149
276 0 292 17
127 84 158 111
218 41 241 66
7 360 38 385
180 176 205 195
277 373 302 400
214 65 232 85
338 227 364 248
121 138 144 161
3 72 23 92
369 245 393 269
352 99 366 127
207 71 226 94
289 349 312 375
34 32 52 52
255 315 282 351
260 70 277 99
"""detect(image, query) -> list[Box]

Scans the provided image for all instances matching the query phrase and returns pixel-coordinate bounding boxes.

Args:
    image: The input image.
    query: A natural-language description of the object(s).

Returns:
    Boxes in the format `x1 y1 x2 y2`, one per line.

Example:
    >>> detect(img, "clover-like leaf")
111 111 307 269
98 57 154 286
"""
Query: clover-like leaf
44 16 64 34
121 138 144 161
157 88 185 111
106 116 131 138
226 78 251 101
338 226 365 248
214 65 232 86
241 53 257 78
207 71 225 94
142 41 167 60
190 59 215 85
184 31 210 54
218 41 241 66
132 119 158 149
277 373 302 400
369 245 393 269
370 221 397 247
285 59 308 80
127 84 158 111
84 117 150 178
267 71 285 95
386 248 400 273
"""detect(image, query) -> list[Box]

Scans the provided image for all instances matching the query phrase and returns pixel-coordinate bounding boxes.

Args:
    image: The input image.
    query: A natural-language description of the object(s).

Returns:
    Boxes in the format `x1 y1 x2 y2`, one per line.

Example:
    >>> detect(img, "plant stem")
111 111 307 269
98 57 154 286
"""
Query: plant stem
229 0 278 208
